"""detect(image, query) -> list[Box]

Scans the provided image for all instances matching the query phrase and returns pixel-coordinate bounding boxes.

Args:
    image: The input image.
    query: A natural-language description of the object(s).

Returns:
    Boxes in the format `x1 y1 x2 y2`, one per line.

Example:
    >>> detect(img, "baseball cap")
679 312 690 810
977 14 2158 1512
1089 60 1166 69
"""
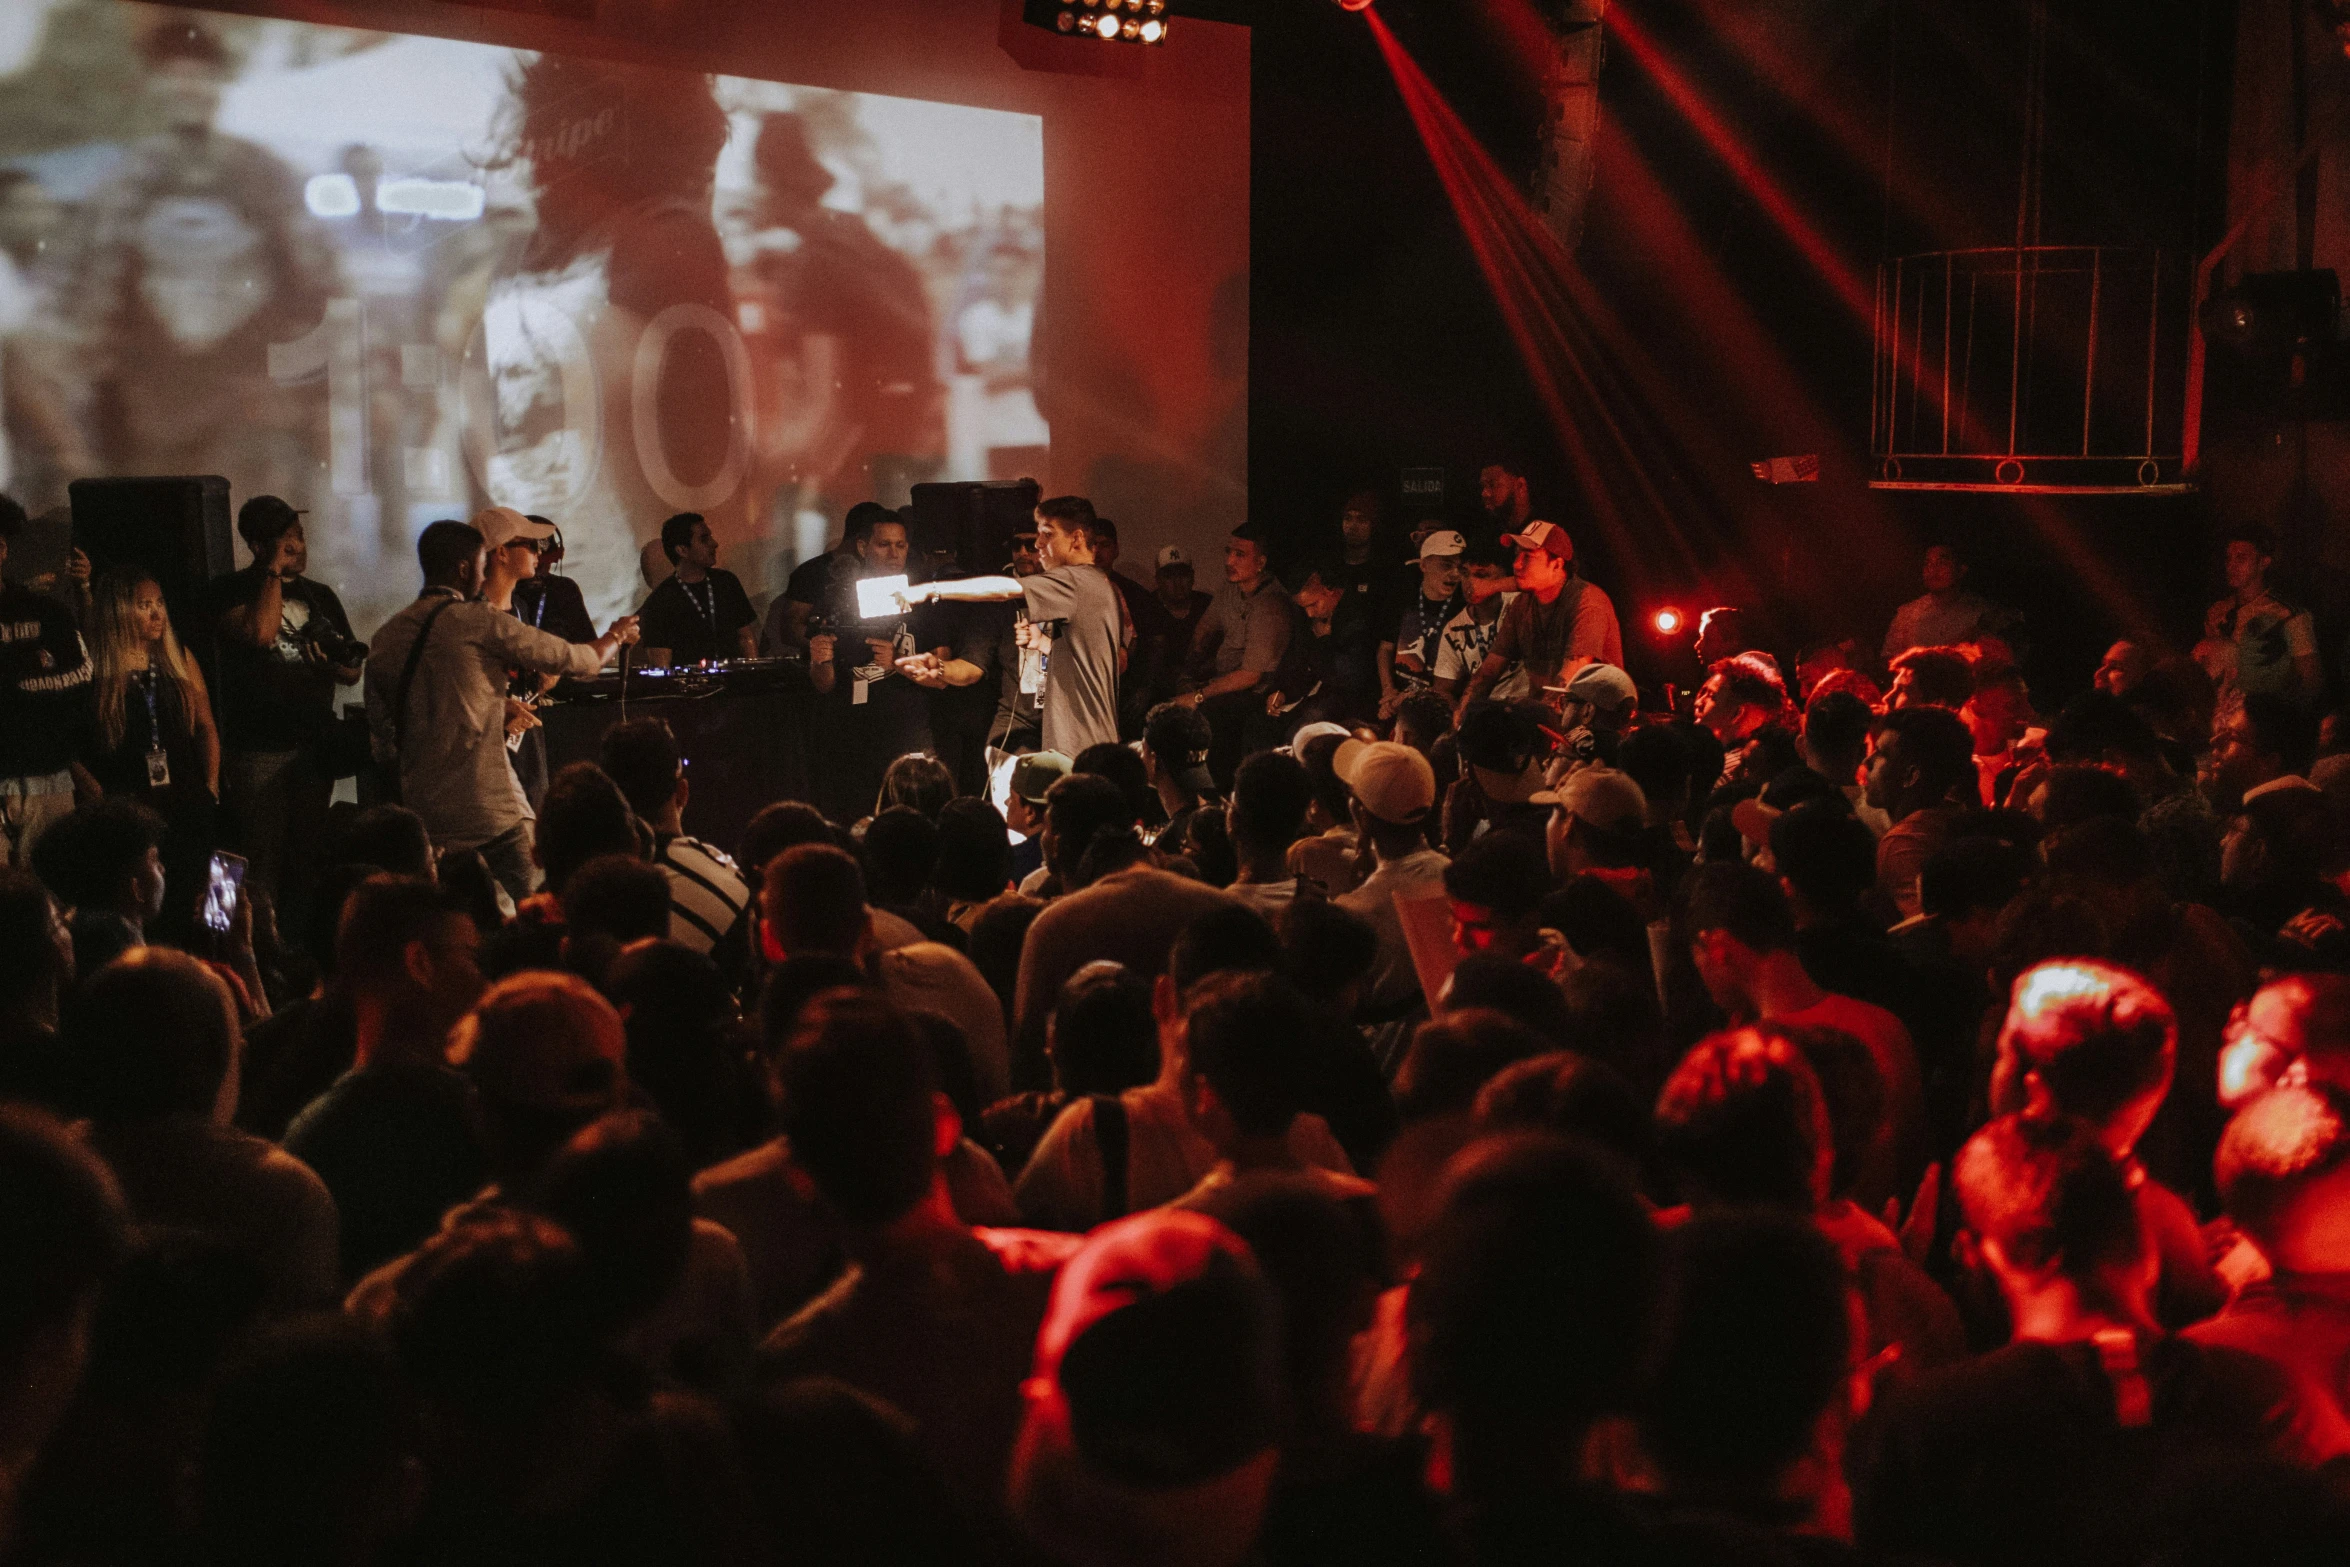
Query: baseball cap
1144 704 1215 793
1024 1209 1281 1489
1156 545 1191 571
1531 764 1647 833
473 506 558 552
235 494 306 546
2243 774 2322 804
449 972 626 1118
1457 702 1553 805
1501 519 1572 560
1010 750 1074 806
1417 530 1467 562
1285 720 1351 758
1333 739 1436 825
1729 766 1846 850
1560 663 1637 713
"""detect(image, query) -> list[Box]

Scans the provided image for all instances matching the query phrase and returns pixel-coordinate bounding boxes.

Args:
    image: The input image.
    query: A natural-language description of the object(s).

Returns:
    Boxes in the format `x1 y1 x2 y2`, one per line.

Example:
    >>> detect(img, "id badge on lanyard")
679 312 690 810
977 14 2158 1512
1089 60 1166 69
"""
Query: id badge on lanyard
140 677 169 788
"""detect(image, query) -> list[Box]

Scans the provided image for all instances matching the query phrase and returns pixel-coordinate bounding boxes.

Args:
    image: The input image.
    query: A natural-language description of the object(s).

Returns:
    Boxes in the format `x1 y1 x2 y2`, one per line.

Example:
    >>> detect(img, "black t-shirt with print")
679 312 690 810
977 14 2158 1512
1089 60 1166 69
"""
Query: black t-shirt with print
203 567 354 751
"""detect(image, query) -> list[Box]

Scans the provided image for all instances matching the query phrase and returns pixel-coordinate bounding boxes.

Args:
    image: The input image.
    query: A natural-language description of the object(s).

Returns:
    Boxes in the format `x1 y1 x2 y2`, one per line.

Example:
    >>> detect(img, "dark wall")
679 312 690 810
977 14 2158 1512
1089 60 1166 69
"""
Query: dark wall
1246 0 2236 697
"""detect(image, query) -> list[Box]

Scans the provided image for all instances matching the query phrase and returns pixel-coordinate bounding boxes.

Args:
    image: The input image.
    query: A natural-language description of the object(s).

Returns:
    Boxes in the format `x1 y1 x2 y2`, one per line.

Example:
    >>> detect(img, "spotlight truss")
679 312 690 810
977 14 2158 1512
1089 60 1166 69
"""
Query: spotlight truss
1021 0 1170 46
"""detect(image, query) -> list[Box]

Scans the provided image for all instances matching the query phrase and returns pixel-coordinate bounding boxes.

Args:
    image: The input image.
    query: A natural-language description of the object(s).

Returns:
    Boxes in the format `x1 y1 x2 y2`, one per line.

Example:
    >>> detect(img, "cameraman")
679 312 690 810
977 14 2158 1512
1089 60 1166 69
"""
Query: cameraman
365 510 639 902
205 494 359 930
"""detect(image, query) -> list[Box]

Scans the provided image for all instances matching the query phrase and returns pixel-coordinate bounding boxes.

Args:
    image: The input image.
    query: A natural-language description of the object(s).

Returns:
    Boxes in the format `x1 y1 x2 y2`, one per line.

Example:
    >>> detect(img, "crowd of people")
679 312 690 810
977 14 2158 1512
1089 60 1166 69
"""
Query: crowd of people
6 467 2350 1567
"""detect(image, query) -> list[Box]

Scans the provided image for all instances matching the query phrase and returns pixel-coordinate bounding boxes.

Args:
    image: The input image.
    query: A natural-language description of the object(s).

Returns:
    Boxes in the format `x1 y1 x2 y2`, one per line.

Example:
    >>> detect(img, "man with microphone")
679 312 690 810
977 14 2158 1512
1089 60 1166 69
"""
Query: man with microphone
893 494 1122 760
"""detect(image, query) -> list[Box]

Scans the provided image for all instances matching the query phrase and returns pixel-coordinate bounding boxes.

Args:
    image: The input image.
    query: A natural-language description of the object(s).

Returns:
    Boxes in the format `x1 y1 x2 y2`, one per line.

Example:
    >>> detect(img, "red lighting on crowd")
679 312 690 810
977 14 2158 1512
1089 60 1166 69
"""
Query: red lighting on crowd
1653 607 1685 635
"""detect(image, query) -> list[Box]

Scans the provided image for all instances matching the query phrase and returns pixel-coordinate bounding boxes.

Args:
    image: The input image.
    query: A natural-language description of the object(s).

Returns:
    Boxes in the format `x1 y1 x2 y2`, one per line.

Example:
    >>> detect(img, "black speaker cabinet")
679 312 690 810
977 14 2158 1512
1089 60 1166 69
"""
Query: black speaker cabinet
905 478 1043 576
67 476 236 650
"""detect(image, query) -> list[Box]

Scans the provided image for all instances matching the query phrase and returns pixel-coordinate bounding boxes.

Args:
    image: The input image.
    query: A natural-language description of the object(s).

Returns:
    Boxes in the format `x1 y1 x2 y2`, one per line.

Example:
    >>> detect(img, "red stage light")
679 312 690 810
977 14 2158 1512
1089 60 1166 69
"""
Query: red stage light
1336 0 1376 11
1653 608 1684 635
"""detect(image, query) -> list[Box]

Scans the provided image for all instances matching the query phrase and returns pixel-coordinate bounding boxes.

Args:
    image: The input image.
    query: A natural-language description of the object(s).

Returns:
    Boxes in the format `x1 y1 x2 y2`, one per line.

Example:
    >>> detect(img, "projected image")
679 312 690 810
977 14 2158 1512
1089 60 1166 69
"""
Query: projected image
0 0 1046 632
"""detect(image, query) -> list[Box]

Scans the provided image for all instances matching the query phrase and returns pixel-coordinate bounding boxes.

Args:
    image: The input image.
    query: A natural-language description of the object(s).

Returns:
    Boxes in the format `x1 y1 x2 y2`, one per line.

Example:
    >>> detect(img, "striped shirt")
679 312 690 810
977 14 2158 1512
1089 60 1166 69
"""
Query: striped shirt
653 834 749 957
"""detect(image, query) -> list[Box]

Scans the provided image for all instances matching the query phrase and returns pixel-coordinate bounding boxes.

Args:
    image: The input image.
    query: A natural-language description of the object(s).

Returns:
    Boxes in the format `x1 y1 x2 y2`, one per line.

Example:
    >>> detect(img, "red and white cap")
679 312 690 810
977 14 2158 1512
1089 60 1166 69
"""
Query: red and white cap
1502 519 1573 560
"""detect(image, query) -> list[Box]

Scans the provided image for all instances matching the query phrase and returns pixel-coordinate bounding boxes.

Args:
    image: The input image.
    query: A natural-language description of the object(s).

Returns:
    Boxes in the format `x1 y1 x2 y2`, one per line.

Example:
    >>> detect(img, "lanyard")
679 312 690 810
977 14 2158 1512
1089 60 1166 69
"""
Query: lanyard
679 577 717 628
528 583 548 628
138 671 162 748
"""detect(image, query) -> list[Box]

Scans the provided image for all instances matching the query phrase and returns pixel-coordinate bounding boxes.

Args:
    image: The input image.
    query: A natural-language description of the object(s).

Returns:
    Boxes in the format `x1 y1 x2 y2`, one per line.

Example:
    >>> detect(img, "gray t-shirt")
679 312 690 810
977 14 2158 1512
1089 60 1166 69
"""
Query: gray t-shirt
1021 563 1122 757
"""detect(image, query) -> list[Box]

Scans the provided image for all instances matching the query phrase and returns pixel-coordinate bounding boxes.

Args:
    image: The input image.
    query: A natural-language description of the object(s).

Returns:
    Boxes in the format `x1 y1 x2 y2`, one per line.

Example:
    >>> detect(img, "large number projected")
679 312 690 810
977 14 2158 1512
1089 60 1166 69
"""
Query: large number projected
0 0 1045 632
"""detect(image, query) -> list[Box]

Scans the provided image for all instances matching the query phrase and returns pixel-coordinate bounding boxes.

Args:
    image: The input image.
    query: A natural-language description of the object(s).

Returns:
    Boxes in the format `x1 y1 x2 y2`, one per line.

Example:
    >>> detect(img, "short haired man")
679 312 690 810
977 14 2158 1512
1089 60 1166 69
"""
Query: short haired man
767 500 894 655
1225 749 1315 919
1962 662 2038 806
283 875 488 1282
1170 523 1291 786
893 496 1124 761
1169 972 1377 1211
2198 523 2321 707
70 947 338 1309
1681 861 1924 1206
2185 1081 2350 1447
1430 536 1522 713
1854 1112 2330 1566
1442 828 1554 967
0 493 94 870
1863 704 1976 920
1887 645 1975 712
806 509 932 821
1462 520 1622 714
759 842 1007 1097
636 512 756 665
1987 958 2225 1327
1695 651 1794 757
1882 541 2000 662
28 795 166 975
598 717 751 982
757 990 1082 1513
1013 905 1355 1232
205 494 359 921
2218 971 2350 1111
1333 740 1449 1014
1405 1134 1654 1528
1009 1209 1283 1567
1476 456 1534 532
363 511 640 901
2203 691 2317 811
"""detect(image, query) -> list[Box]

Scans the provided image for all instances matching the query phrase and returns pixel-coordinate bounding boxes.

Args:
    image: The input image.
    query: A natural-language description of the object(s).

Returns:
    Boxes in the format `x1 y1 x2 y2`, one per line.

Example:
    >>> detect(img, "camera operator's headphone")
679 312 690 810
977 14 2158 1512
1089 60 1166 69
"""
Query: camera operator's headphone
525 516 565 565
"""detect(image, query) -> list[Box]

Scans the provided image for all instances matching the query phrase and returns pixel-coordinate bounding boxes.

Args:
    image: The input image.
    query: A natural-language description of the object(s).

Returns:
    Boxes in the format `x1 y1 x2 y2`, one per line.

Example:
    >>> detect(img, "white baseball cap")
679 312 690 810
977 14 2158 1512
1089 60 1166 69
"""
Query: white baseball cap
474 506 557 552
1333 739 1436 824
1157 545 1191 570
1417 530 1467 561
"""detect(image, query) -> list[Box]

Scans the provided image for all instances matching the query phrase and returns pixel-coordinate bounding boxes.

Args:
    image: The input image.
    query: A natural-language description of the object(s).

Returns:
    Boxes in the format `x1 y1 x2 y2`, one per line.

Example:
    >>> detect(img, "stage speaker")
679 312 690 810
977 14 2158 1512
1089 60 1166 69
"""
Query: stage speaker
905 478 1043 576
67 476 236 651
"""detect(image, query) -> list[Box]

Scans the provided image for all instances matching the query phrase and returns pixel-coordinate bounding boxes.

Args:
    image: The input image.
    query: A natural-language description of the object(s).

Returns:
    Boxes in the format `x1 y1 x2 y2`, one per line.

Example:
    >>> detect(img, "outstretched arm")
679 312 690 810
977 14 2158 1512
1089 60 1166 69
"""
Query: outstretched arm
914 575 1026 606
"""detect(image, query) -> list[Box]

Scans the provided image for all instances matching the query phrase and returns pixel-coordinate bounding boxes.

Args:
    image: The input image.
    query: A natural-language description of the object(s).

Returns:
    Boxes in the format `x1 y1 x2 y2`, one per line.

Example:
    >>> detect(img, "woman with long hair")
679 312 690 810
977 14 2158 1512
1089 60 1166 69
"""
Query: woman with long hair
85 570 220 933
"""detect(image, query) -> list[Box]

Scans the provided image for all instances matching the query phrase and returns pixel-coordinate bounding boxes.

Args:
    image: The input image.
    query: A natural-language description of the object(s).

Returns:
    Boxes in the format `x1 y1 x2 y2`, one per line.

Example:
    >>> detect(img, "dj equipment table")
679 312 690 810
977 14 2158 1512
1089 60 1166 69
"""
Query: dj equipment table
539 657 817 851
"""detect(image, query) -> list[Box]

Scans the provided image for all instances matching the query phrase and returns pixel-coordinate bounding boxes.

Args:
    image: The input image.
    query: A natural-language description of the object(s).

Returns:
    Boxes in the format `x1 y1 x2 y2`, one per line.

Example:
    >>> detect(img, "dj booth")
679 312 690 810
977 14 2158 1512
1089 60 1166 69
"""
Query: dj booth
537 656 816 850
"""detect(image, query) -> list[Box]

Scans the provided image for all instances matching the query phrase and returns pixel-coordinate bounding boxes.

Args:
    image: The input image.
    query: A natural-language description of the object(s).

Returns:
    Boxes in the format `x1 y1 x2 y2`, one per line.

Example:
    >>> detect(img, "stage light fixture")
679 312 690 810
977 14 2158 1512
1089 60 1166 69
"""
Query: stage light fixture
1652 608 1685 635
1335 0 1377 11
1022 0 1168 45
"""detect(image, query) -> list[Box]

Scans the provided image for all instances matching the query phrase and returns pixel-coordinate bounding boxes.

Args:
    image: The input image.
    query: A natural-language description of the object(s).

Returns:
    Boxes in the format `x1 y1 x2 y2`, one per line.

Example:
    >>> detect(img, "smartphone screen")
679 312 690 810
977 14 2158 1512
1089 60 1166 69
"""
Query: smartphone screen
202 851 248 935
